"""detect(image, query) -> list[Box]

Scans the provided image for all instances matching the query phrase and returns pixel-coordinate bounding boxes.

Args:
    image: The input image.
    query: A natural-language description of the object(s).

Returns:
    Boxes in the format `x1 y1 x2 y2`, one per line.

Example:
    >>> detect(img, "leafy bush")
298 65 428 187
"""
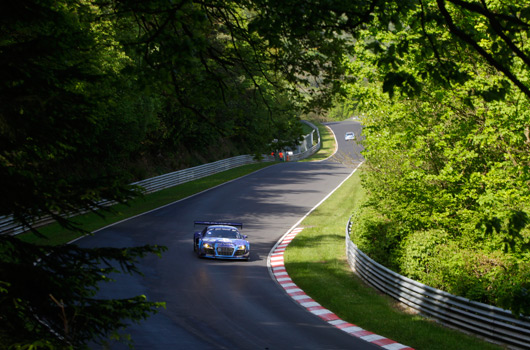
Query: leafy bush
352 206 530 316
399 229 450 282
494 262 530 317
350 205 404 271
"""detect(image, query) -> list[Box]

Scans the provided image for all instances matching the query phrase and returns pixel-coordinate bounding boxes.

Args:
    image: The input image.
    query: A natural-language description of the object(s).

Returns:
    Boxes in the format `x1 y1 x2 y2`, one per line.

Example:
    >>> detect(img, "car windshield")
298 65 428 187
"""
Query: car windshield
346 132 354 137
206 227 240 239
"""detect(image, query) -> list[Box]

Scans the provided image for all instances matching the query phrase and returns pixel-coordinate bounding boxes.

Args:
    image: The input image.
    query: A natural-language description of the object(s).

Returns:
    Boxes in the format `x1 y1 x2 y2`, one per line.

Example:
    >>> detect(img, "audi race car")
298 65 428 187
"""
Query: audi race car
193 221 250 260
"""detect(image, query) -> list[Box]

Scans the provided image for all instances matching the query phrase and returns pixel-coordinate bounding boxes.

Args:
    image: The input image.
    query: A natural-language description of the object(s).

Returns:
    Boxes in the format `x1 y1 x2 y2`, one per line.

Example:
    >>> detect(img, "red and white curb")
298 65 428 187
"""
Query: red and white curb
268 227 415 350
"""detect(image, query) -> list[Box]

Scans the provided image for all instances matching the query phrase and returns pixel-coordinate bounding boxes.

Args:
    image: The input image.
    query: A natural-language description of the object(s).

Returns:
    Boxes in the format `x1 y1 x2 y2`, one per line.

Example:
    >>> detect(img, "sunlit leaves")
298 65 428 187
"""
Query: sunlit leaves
341 0 530 315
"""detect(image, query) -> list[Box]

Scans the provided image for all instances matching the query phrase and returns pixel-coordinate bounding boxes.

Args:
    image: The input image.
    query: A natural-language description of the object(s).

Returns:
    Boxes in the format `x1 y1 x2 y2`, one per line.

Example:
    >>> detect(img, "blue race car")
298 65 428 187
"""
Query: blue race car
193 221 250 260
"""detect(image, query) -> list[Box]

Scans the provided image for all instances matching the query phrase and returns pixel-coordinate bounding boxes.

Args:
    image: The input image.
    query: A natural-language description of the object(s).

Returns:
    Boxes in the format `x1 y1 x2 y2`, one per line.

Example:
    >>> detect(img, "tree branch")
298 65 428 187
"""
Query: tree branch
436 0 530 99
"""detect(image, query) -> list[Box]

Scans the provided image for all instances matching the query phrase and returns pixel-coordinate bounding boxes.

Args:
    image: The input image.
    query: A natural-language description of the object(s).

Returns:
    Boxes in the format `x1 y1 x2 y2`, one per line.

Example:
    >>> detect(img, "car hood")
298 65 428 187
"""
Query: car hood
202 237 247 245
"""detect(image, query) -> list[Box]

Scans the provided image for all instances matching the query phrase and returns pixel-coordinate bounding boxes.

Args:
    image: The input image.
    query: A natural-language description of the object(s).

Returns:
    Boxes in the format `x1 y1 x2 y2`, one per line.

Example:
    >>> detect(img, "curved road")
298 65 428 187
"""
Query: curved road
81 120 372 349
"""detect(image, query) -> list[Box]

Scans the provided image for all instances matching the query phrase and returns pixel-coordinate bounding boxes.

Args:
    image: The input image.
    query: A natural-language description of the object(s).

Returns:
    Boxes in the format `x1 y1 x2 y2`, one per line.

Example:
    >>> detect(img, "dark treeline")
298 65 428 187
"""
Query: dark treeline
1 1 307 348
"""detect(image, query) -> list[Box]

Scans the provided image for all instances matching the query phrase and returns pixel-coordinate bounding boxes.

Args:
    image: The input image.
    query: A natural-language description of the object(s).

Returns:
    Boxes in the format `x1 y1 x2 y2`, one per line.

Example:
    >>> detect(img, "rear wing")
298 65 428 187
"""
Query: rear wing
194 221 243 229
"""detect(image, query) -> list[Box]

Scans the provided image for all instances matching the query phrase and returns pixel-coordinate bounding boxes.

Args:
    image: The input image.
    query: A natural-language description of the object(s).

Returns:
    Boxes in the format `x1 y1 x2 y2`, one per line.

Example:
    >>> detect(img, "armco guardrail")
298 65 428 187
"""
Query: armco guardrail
289 120 320 161
1 121 321 236
0 154 273 236
288 142 319 161
131 154 274 194
346 218 530 349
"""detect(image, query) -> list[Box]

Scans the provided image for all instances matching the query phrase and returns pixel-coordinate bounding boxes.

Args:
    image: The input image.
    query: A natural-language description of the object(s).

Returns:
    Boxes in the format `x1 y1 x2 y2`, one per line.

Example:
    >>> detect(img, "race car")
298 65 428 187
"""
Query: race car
345 131 355 141
193 221 250 260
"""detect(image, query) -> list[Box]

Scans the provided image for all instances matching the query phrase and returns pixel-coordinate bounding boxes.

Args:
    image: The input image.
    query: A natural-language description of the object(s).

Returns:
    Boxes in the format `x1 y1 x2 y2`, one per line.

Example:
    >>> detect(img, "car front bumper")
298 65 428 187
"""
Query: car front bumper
200 245 250 259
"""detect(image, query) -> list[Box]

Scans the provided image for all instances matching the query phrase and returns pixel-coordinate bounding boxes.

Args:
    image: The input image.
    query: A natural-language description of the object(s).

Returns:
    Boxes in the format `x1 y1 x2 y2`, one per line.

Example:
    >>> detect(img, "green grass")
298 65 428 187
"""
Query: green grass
284 169 505 350
19 162 276 245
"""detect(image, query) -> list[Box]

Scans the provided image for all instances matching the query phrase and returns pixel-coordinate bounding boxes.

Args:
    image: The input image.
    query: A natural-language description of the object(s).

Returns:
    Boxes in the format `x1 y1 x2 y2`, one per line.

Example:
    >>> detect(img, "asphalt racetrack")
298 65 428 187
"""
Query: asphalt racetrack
80 120 376 349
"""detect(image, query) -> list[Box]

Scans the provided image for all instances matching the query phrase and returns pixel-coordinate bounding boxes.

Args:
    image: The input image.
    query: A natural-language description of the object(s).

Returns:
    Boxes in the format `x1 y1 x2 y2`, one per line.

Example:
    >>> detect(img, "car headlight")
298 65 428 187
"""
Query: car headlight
203 243 213 249
237 245 246 250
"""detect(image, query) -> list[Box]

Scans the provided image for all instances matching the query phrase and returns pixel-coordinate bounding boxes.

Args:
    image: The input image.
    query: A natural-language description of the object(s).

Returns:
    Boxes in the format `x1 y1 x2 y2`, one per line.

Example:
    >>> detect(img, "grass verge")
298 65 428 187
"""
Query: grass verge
283 168 504 350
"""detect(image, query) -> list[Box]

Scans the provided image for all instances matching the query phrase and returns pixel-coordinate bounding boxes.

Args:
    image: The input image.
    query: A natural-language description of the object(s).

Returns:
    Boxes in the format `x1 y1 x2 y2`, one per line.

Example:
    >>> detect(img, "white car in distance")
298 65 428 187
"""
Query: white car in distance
345 132 355 141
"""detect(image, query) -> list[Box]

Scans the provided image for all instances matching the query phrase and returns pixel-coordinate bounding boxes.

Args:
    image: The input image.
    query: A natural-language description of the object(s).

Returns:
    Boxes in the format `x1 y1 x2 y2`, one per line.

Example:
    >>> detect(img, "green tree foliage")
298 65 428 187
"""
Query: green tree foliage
337 0 530 316
0 0 304 348
0 0 153 227
110 0 305 164
0 1 167 348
